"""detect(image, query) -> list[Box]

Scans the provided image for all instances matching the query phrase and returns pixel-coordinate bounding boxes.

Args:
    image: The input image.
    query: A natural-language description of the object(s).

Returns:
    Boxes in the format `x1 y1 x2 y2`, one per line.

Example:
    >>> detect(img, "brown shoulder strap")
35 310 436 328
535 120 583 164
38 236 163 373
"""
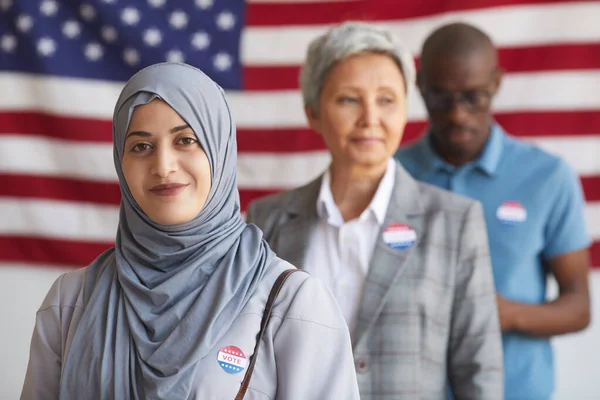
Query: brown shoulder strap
235 268 301 400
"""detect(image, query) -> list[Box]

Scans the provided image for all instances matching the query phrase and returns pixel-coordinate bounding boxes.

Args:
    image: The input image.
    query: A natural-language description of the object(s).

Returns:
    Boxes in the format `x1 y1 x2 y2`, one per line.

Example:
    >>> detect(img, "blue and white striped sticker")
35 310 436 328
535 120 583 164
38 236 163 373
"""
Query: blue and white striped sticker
382 223 417 249
496 201 527 225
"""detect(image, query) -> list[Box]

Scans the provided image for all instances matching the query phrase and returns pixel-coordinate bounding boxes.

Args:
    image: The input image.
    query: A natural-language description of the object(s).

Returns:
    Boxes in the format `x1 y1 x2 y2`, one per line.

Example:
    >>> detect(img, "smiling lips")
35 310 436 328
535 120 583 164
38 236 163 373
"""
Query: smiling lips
149 183 190 196
352 137 383 145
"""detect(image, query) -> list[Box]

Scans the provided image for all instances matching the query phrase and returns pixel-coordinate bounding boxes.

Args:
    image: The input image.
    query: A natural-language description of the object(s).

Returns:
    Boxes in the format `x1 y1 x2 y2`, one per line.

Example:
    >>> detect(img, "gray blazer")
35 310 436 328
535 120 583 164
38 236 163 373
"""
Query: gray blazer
246 161 504 400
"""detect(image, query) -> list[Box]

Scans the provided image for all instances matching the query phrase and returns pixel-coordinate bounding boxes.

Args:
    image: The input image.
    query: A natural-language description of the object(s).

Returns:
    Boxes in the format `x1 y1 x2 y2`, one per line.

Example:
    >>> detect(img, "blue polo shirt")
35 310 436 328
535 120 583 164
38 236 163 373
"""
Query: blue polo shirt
395 123 590 400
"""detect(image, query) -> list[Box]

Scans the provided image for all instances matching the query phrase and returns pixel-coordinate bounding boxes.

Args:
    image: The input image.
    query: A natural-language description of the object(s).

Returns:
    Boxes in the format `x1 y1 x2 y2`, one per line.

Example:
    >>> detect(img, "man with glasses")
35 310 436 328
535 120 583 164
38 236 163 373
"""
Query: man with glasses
395 22 591 400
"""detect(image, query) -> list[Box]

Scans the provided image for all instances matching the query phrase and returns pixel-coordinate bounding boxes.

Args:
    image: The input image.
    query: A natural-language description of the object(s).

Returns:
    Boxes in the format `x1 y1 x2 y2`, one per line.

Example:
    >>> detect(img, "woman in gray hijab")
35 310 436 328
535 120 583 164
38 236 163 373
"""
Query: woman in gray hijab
21 62 360 400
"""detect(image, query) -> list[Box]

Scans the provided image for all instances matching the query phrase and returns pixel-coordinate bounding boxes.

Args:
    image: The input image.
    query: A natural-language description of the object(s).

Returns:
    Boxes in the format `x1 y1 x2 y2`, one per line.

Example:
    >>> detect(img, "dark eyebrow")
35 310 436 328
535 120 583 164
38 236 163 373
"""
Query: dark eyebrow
125 124 191 140
170 124 191 134
125 131 151 139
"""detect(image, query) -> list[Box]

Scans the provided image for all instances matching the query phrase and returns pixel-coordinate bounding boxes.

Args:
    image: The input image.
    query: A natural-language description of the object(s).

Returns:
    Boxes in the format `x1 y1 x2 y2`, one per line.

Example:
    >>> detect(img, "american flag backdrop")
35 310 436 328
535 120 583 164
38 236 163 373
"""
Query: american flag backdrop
0 0 599 269
1 1 600 398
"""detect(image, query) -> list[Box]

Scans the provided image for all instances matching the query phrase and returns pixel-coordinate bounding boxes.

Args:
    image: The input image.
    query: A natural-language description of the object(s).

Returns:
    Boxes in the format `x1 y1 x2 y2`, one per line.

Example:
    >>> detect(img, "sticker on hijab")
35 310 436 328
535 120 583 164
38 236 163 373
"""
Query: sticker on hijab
383 223 416 249
217 346 248 374
496 201 527 225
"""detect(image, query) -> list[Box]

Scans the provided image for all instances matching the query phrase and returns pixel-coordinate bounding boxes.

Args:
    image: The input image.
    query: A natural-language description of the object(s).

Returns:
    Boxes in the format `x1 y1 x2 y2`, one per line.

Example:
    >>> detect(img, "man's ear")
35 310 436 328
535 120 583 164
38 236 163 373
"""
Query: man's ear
304 105 321 134
491 67 504 96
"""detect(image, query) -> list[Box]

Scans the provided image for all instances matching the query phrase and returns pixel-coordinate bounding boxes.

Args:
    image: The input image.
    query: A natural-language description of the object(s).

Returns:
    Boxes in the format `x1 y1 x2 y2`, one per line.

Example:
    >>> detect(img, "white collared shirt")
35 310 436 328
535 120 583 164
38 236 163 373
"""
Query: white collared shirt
303 158 396 337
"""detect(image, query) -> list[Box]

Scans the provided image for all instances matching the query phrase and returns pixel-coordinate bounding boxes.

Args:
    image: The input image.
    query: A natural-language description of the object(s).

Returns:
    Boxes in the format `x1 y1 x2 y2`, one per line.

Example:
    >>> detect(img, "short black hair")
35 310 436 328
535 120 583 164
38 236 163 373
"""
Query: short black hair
420 22 497 76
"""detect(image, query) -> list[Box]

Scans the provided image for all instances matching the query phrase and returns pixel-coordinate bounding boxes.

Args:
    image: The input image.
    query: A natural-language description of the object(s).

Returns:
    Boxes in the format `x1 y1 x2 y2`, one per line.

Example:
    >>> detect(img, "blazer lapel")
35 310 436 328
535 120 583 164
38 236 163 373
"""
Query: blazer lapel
273 176 321 269
353 163 427 349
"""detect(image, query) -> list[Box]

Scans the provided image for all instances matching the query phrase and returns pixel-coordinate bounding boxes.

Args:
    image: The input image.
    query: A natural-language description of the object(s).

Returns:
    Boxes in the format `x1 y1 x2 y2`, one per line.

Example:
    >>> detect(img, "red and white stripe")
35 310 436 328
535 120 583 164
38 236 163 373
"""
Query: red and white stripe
2 1 600 268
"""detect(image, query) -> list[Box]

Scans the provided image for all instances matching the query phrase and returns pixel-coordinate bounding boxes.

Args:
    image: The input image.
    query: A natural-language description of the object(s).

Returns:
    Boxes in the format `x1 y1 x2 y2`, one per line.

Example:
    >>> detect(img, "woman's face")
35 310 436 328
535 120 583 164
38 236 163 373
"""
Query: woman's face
307 52 407 171
121 99 212 225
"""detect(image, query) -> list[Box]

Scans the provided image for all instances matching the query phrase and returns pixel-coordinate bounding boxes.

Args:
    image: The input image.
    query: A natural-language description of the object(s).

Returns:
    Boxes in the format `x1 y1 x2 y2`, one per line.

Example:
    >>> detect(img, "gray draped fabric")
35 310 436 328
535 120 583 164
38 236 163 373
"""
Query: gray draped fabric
59 62 276 399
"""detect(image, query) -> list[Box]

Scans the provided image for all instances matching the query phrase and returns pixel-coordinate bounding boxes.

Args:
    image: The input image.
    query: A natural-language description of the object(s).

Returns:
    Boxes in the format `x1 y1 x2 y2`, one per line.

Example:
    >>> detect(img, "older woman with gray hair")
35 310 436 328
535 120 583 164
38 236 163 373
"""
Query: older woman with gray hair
247 21 504 399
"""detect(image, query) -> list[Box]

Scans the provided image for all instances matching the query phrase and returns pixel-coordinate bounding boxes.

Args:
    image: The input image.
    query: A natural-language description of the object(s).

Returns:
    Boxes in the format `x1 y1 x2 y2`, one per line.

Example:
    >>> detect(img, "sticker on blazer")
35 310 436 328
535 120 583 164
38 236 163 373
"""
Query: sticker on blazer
217 345 248 374
496 201 527 225
383 223 417 249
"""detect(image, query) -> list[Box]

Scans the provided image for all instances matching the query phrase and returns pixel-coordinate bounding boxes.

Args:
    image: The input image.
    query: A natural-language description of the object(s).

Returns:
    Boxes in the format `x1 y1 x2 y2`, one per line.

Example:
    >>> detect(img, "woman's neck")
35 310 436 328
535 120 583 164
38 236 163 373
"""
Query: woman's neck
329 160 388 222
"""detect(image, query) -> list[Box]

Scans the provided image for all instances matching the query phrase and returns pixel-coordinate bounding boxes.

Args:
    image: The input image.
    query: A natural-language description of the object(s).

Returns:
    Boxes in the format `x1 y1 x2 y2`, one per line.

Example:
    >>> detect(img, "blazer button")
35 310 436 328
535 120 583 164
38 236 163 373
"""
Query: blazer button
356 358 370 374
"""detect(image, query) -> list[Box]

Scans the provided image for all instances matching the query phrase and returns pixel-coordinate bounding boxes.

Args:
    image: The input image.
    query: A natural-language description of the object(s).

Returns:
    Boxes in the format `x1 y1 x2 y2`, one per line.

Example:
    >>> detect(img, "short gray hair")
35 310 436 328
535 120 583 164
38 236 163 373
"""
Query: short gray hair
299 21 416 114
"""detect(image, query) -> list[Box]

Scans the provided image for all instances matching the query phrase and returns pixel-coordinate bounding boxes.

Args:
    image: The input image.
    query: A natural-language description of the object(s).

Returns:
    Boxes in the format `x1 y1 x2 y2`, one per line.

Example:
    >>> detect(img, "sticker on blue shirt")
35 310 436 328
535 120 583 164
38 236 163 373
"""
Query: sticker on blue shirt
496 201 527 225
383 223 417 249
217 345 248 374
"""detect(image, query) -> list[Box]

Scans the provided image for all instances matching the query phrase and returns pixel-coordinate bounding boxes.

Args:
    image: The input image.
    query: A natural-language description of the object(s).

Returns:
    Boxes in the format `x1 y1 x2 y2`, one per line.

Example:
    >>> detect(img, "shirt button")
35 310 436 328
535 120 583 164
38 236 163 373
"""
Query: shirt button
355 358 370 374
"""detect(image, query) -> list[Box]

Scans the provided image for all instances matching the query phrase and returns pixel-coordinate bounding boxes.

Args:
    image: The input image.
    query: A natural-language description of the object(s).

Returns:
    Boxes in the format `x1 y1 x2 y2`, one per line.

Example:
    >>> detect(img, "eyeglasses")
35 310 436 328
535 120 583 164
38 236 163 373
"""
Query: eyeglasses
422 88 494 112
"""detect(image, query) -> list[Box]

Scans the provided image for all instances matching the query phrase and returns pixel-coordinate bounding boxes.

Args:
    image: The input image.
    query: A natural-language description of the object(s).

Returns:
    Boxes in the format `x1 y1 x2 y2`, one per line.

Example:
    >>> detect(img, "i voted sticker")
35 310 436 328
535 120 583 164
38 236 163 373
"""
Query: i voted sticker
383 223 417 249
496 201 527 225
217 345 248 374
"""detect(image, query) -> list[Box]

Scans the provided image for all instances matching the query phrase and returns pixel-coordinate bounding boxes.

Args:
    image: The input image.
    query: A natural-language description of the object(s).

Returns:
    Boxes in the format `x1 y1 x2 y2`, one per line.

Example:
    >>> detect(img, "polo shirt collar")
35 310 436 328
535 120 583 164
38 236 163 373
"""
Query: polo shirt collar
416 122 505 176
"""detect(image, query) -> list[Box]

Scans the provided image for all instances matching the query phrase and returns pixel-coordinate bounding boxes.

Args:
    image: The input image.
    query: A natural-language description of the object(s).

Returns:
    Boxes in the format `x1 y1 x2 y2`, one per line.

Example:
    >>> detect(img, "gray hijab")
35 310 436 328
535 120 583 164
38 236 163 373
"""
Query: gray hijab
59 63 276 399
